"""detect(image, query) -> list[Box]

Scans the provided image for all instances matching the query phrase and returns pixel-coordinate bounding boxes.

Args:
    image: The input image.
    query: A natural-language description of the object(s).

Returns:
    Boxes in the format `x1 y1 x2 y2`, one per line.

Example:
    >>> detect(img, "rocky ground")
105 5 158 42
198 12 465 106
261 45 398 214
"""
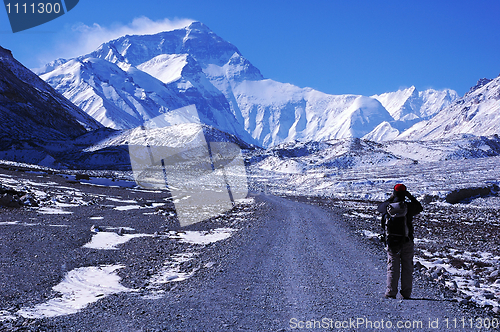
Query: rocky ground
0 163 499 331
0 163 258 330
300 195 500 315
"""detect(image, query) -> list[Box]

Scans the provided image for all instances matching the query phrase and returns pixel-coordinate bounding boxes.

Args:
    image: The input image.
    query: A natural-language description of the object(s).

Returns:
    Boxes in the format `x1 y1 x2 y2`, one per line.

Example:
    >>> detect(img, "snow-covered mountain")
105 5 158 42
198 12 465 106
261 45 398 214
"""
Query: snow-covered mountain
0 45 102 144
362 86 459 141
372 86 458 122
221 79 457 145
38 22 259 145
399 76 500 140
38 22 461 148
249 135 500 177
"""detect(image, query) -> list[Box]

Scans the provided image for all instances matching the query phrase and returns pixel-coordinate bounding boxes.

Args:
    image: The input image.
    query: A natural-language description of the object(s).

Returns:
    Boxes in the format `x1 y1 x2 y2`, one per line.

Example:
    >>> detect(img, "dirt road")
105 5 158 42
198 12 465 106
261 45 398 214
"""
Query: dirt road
0 169 490 331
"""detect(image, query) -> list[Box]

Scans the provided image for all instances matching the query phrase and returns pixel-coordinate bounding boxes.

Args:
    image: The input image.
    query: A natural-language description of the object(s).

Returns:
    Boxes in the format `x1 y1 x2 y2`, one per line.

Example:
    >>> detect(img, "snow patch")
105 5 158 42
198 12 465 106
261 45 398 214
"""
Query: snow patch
168 228 236 245
113 205 143 211
0 310 16 322
37 207 73 215
147 252 197 287
360 230 379 239
83 232 152 250
17 265 132 319
106 197 137 203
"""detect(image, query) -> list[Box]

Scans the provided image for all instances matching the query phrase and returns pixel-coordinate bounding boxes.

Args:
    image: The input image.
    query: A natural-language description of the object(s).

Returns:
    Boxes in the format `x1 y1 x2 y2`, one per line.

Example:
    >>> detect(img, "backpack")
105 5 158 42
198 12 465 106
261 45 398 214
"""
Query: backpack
384 201 409 248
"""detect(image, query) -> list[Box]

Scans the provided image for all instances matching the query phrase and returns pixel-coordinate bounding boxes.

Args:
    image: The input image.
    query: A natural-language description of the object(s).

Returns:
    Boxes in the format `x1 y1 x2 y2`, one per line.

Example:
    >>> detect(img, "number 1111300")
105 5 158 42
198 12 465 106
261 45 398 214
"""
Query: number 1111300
5 3 62 14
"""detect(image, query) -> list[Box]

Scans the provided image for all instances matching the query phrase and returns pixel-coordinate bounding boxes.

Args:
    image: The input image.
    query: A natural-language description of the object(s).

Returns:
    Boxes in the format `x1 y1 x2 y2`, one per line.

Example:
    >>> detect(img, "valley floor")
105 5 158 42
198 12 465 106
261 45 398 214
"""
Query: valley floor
0 162 498 331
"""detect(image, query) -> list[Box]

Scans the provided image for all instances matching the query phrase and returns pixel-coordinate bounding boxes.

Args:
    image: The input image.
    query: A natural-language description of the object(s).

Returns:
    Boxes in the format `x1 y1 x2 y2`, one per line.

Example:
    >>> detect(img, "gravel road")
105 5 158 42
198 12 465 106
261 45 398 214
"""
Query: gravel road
0 168 495 331
131 194 481 332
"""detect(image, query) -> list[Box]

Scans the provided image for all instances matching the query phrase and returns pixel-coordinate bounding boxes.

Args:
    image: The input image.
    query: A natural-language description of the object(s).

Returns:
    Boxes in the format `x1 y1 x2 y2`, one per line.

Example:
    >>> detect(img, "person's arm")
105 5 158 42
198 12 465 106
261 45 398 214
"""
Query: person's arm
377 200 389 214
405 191 423 215
378 201 389 231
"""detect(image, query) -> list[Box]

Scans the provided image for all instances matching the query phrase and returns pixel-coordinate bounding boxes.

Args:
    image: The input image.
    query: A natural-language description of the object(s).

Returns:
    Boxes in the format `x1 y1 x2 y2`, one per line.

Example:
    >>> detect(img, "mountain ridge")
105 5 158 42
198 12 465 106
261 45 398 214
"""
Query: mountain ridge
0 45 102 142
35 21 499 147
400 75 500 141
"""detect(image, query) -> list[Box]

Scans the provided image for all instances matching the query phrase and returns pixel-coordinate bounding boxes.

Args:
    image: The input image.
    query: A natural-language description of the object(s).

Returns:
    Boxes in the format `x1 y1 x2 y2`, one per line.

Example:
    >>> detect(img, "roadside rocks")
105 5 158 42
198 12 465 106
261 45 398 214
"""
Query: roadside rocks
420 194 440 204
0 185 38 208
448 280 458 292
489 269 500 282
420 265 449 283
445 184 500 204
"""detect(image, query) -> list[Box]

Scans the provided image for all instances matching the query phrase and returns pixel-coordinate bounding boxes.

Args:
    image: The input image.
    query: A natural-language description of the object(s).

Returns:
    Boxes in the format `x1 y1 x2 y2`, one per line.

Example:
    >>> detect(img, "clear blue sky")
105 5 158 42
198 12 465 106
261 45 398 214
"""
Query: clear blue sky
1 0 500 96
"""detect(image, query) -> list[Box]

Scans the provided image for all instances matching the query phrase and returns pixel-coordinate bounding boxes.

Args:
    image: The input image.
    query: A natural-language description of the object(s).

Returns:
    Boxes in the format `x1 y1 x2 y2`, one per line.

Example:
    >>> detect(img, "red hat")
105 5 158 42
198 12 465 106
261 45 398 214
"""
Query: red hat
394 183 407 192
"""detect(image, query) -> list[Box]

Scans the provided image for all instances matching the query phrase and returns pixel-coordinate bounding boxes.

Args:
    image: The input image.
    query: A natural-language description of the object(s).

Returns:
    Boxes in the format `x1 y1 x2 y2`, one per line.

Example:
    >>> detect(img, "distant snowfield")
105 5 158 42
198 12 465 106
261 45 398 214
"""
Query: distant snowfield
247 138 500 207
250 158 500 206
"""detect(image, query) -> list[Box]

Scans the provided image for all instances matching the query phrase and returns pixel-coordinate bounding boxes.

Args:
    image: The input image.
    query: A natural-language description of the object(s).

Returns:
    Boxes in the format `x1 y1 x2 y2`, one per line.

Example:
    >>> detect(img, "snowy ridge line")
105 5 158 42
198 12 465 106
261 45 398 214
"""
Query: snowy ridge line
36 21 500 149
0 44 102 143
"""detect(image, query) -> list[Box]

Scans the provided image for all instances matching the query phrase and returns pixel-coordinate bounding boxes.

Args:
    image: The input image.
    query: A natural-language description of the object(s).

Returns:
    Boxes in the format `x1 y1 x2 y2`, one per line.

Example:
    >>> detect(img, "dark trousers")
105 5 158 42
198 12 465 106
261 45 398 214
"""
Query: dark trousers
386 240 414 298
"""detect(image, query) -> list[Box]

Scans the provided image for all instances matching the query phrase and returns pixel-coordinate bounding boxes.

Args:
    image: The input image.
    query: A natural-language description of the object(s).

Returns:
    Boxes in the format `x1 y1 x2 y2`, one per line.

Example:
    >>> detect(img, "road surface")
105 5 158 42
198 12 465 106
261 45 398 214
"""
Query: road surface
0 173 488 331
37 194 477 331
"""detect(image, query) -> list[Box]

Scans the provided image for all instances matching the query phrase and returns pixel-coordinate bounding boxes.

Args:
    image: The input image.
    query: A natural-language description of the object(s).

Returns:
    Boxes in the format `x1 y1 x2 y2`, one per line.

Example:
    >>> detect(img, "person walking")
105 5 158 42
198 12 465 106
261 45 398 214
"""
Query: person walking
377 184 423 299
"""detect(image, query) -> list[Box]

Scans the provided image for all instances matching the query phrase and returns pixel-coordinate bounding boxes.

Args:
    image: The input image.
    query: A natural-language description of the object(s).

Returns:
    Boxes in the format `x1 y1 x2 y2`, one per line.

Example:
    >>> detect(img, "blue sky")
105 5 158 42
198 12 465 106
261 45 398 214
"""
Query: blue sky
1 0 499 96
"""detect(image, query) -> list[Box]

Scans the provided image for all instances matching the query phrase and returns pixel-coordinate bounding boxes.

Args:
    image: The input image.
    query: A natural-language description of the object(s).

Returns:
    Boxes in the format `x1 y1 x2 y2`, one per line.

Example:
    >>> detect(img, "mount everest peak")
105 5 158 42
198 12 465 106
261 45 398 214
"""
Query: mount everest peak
38 22 261 145
35 21 499 148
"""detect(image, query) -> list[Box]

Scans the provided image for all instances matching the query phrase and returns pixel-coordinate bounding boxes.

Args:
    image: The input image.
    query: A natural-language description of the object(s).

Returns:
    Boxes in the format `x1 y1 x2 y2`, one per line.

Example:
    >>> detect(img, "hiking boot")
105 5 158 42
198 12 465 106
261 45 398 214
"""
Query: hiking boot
385 294 396 299
400 291 411 299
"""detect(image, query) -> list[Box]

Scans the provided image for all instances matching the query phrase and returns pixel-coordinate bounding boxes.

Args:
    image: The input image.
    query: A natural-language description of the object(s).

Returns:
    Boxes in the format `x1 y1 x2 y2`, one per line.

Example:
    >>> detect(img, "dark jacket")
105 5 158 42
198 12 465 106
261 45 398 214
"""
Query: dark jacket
377 193 423 241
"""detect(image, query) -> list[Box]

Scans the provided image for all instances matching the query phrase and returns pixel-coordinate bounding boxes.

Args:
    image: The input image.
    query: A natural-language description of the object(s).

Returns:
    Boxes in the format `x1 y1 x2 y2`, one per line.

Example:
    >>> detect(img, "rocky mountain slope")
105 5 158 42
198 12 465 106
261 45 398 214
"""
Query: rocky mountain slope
0 46 102 144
